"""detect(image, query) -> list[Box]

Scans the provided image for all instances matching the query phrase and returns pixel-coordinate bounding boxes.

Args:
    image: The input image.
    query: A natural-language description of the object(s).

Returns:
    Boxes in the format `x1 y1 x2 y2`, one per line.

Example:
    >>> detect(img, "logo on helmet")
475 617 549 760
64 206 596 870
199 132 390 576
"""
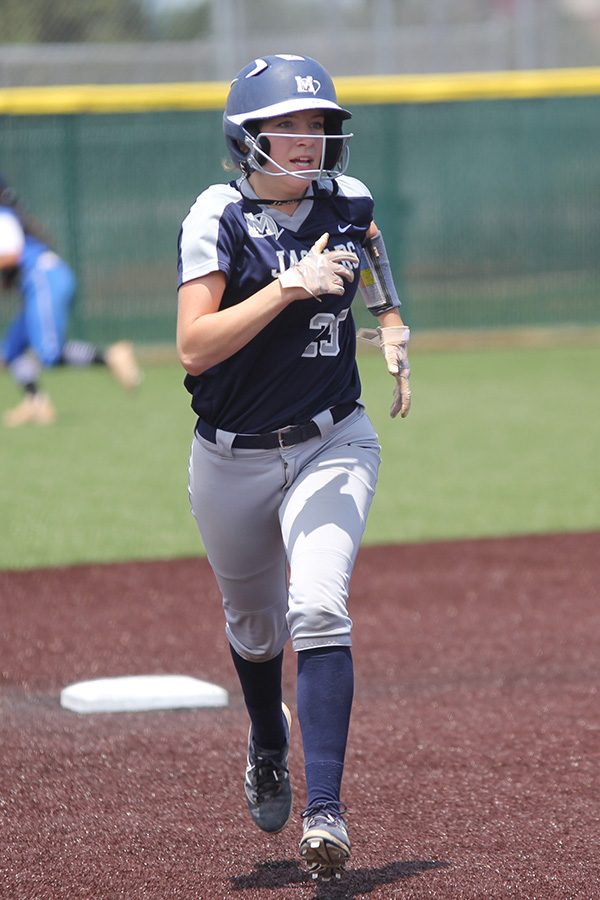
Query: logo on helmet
295 75 321 95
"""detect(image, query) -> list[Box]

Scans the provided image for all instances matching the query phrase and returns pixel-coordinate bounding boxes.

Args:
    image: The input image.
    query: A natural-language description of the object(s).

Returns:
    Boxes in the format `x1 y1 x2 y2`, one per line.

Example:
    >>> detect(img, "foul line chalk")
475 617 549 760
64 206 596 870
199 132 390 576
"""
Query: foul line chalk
60 674 229 713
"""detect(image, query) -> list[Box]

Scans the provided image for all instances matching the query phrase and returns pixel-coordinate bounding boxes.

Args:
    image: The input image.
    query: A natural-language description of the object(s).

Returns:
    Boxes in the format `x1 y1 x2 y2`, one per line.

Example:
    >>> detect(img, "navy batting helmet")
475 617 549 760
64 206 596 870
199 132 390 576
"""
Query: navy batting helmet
223 54 352 180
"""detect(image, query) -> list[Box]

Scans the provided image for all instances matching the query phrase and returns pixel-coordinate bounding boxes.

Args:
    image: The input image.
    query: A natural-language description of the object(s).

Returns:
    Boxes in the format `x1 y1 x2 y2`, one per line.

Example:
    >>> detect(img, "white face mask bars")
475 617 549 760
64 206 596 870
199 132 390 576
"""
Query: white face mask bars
243 131 353 181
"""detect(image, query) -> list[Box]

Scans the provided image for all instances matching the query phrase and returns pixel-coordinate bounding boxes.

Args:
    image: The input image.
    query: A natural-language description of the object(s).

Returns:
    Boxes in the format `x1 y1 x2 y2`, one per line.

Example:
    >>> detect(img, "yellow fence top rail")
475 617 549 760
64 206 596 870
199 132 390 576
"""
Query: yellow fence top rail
1 67 600 115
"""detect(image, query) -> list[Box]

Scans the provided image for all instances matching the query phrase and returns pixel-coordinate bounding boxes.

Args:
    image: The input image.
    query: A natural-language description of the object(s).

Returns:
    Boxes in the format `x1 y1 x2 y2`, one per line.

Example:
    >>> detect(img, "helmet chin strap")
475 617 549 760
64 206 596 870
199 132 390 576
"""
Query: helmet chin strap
259 197 304 206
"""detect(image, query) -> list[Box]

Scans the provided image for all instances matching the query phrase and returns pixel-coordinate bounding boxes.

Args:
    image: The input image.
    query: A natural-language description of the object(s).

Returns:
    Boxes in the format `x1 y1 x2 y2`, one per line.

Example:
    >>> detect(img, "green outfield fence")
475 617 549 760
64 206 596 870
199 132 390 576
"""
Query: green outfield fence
1 69 599 345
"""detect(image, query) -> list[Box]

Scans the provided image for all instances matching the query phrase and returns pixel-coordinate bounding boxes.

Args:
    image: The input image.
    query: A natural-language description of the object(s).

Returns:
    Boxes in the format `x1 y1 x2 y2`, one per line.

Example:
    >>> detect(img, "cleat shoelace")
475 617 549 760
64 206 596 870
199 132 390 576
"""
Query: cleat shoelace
250 753 289 803
301 800 348 823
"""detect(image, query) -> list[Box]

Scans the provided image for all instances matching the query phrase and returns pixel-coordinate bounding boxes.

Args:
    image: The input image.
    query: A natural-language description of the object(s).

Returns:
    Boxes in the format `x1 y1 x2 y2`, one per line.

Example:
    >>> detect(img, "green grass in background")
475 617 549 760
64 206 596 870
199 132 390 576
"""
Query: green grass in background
1 344 598 570
361 344 599 544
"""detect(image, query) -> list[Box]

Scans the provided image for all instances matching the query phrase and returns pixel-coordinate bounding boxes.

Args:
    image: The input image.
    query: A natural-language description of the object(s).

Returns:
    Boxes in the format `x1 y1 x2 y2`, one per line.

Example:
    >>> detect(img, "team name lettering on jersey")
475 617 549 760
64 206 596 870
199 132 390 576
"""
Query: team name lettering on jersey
270 248 308 277
270 242 360 278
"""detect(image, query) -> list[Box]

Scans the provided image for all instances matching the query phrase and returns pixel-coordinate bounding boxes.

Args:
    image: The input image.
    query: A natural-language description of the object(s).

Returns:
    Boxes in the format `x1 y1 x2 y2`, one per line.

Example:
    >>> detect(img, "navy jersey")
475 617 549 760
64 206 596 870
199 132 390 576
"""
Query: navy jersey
177 175 374 433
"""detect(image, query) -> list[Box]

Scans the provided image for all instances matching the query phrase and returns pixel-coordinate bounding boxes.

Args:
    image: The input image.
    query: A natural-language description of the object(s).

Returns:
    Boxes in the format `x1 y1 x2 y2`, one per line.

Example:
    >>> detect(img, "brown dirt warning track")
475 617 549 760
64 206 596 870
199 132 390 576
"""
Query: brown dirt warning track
1 531 599 900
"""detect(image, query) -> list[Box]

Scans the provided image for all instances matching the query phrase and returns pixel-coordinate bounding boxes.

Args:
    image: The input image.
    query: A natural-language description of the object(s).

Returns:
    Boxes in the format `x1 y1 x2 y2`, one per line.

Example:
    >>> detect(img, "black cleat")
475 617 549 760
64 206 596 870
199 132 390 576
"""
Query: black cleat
244 703 292 833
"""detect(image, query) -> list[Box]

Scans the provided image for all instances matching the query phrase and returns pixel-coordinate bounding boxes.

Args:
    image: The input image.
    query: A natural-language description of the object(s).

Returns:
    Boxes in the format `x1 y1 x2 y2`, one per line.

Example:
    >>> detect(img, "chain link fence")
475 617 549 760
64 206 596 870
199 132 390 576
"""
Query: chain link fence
1 0 599 86
1 2 599 342
2 87 599 343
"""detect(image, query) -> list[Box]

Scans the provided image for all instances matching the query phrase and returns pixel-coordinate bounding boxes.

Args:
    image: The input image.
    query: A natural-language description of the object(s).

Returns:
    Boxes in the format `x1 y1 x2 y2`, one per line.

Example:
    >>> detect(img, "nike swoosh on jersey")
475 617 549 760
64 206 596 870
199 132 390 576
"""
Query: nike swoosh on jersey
337 223 352 232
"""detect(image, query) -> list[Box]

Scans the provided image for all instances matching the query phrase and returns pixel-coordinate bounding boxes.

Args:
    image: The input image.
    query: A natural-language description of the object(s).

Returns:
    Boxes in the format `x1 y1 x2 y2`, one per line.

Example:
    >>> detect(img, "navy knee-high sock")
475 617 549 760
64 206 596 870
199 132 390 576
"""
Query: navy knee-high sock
229 645 287 750
297 646 354 810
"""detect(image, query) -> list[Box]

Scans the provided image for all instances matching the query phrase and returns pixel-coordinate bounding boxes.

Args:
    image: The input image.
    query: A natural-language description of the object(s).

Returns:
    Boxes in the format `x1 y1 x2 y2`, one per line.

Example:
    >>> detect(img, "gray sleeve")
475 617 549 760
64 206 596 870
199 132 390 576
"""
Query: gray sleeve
178 183 239 286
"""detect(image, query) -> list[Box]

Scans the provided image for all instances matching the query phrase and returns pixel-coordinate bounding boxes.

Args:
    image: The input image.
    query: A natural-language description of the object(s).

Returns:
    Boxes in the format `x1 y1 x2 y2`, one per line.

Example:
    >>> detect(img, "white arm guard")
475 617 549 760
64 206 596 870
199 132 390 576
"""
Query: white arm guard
360 229 401 316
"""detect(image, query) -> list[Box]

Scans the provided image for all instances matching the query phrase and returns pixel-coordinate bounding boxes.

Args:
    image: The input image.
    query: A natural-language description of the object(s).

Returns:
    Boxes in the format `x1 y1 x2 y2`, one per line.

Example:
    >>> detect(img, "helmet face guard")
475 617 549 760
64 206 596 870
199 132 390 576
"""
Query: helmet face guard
223 54 352 182
241 128 352 181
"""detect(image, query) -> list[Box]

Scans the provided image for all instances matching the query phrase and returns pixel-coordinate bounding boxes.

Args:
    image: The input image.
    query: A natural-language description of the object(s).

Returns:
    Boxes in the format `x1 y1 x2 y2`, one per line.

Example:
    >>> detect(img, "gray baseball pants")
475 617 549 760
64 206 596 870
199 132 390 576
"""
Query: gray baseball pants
188 405 381 662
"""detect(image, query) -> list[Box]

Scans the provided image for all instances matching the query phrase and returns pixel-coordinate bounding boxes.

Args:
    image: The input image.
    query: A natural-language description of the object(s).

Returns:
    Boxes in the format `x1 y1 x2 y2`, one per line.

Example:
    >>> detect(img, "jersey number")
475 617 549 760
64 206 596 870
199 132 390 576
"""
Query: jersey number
302 309 349 358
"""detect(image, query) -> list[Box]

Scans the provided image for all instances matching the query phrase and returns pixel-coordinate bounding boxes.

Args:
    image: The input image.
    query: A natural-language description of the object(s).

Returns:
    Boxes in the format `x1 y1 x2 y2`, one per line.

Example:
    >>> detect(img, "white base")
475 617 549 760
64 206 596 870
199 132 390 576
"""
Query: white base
60 674 229 713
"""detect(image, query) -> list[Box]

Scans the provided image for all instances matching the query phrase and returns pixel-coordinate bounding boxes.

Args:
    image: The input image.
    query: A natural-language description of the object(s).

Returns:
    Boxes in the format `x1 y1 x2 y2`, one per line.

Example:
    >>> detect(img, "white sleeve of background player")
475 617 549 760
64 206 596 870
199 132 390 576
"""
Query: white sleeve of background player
0 210 25 258
178 184 240 286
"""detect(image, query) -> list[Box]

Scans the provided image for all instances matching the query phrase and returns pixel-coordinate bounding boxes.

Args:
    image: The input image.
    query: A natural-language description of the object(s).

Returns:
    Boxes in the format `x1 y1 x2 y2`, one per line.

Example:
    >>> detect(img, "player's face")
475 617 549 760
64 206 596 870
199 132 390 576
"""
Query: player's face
258 110 326 178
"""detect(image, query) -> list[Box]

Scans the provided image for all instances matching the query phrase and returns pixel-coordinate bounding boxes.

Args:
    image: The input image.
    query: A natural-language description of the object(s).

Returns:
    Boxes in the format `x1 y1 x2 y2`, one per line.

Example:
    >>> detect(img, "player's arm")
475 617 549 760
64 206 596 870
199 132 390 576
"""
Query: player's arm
359 221 404 320
357 221 412 418
177 272 293 376
177 234 358 376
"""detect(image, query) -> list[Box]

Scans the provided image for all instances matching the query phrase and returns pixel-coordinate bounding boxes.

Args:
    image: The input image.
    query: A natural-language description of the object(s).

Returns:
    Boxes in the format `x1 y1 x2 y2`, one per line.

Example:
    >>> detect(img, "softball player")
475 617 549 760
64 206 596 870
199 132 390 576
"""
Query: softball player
0 175 141 426
177 54 411 881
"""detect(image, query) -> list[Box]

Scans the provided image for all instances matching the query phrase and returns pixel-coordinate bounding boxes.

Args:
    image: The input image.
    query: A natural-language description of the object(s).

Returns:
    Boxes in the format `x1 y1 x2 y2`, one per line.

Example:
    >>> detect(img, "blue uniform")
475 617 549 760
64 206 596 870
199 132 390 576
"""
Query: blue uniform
1 205 76 367
178 175 374 433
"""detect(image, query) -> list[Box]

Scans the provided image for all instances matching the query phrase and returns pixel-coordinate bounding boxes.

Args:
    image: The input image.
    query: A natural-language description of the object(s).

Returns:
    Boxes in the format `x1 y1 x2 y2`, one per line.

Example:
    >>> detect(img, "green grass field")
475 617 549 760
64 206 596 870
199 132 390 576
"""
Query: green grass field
1 343 598 570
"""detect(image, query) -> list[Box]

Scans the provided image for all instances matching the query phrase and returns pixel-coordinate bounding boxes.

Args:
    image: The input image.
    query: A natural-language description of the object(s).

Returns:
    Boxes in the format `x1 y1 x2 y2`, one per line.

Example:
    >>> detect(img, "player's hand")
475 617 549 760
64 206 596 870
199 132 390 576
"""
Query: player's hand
278 233 359 300
378 325 411 418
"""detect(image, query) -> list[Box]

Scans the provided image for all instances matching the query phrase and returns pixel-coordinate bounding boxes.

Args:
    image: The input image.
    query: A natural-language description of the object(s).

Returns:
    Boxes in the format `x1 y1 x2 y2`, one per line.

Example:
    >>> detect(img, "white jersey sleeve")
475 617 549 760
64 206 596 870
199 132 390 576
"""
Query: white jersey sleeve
0 210 25 258
178 183 241 286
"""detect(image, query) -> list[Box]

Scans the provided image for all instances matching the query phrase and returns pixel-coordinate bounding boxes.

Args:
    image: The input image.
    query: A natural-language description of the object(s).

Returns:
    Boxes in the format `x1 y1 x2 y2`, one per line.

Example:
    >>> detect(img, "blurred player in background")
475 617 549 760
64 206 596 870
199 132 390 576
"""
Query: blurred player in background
0 174 141 426
177 54 411 881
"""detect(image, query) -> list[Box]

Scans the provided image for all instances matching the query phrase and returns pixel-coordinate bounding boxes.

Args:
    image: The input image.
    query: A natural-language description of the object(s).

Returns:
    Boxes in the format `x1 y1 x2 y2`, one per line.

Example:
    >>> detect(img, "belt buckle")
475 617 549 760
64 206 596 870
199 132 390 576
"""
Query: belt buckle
277 424 296 449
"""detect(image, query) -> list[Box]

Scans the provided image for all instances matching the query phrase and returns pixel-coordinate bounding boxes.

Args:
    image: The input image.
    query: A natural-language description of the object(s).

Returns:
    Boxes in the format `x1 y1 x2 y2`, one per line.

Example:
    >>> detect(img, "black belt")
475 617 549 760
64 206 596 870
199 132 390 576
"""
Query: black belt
196 402 357 450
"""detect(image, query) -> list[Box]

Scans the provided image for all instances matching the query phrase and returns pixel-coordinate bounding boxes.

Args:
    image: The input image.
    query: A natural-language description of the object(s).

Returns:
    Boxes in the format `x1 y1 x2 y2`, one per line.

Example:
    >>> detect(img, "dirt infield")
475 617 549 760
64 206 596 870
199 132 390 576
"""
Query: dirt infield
1 531 599 900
